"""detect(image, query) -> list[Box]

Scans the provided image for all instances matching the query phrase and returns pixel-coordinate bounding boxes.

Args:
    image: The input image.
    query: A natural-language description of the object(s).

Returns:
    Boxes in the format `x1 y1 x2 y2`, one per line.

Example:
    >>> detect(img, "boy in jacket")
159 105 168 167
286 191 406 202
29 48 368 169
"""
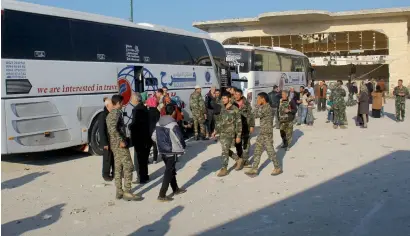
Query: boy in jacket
152 104 187 202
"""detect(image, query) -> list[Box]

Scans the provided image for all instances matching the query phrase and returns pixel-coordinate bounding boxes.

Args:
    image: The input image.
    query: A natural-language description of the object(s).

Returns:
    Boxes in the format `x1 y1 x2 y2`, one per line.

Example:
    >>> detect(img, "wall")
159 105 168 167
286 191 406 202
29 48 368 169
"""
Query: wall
207 16 410 92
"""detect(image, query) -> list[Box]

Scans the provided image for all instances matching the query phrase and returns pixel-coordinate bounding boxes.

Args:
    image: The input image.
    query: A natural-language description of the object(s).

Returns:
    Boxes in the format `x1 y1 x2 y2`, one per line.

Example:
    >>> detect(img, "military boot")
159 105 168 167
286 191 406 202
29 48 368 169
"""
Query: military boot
340 125 348 129
217 167 228 177
243 160 252 168
271 167 283 176
123 192 143 201
116 189 124 200
195 135 200 141
280 140 288 149
333 125 339 129
245 168 258 177
235 158 244 171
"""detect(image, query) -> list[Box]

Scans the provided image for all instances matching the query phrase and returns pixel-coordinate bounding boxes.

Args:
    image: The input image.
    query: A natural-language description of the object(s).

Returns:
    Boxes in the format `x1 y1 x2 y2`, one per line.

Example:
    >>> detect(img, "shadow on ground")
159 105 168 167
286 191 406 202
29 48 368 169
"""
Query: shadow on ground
1 204 65 235
130 206 184 236
384 112 397 121
132 139 214 195
2 171 49 190
1 148 89 166
195 150 410 236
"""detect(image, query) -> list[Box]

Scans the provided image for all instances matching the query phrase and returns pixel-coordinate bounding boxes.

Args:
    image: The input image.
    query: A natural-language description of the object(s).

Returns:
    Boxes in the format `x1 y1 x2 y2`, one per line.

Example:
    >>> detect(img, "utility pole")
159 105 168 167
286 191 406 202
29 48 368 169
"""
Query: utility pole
129 0 133 22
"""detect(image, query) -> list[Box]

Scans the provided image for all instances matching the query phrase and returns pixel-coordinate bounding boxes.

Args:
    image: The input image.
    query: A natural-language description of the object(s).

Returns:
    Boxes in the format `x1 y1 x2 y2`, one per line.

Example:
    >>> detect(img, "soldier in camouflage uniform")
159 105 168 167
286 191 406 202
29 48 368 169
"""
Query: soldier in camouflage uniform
330 80 347 129
278 90 297 151
393 79 409 122
233 88 255 169
245 93 282 177
189 85 207 140
106 95 142 201
212 92 243 177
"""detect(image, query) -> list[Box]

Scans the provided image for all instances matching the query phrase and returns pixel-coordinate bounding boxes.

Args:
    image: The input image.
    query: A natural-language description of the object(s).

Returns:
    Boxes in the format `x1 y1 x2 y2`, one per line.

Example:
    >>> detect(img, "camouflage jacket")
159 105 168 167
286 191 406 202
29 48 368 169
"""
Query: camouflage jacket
106 108 127 148
234 97 255 135
278 99 296 123
393 86 409 104
330 85 347 109
254 103 273 135
215 104 242 139
189 91 206 116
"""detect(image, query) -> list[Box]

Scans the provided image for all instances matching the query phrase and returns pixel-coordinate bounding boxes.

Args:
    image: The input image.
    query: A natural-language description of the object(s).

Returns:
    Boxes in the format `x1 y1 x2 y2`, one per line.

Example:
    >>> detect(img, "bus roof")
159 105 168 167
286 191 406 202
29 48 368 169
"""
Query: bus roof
2 0 212 40
224 44 306 57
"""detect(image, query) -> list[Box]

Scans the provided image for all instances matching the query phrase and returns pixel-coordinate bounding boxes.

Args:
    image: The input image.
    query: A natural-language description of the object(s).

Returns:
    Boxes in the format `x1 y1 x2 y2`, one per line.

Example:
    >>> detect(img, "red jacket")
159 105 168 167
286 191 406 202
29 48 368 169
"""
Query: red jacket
160 104 183 121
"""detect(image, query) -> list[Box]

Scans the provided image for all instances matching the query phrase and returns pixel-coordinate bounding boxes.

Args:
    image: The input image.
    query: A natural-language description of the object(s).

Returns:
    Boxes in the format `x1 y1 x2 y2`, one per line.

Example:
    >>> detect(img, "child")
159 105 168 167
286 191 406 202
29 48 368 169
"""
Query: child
306 92 315 125
151 104 187 202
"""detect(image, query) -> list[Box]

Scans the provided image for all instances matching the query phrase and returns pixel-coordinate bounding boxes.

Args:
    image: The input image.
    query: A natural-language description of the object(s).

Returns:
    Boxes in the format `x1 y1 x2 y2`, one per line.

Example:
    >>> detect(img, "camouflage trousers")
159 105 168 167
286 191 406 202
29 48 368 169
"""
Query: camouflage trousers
112 146 134 192
279 122 293 146
252 133 279 169
333 108 347 126
395 101 406 120
193 115 206 136
219 134 239 169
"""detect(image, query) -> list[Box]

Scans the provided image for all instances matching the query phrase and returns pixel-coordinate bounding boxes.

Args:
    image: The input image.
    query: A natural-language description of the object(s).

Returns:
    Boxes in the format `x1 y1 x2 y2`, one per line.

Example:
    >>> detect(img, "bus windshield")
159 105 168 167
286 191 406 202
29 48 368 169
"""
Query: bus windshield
225 49 251 73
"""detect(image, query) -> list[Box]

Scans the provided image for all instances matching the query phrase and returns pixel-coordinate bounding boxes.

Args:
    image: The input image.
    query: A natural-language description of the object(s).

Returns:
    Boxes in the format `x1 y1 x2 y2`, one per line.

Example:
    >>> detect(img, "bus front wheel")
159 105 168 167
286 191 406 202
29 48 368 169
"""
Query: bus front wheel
89 118 103 156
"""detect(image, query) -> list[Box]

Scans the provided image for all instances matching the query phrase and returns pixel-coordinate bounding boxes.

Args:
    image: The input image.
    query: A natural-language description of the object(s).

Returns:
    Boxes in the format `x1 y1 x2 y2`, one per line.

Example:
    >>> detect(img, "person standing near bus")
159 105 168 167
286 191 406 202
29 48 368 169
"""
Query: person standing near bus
205 86 217 139
233 88 255 169
245 92 282 177
190 85 207 140
268 85 281 129
99 98 114 181
279 90 297 151
106 95 142 201
393 79 409 122
129 92 151 184
212 92 242 177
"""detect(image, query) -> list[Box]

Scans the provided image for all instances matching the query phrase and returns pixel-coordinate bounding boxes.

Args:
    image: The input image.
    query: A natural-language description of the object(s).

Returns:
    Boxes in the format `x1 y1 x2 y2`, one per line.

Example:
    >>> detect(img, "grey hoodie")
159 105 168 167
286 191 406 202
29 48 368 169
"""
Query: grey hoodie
151 115 186 155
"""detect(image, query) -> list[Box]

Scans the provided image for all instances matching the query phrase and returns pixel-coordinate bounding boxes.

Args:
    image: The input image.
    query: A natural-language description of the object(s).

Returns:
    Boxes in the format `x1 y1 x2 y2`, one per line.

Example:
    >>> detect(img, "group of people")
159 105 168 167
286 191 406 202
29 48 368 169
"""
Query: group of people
100 89 188 202
98 78 408 202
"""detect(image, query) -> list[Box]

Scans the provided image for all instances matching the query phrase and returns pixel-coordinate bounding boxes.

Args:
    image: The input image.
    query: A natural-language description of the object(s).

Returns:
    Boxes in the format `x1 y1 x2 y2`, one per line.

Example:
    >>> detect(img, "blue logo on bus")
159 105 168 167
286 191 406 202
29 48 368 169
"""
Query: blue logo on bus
205 71 211 83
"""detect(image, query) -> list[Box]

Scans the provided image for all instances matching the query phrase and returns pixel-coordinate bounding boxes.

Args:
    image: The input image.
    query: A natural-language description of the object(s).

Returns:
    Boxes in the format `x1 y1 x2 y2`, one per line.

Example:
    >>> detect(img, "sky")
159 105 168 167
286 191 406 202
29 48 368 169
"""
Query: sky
20 0 410 32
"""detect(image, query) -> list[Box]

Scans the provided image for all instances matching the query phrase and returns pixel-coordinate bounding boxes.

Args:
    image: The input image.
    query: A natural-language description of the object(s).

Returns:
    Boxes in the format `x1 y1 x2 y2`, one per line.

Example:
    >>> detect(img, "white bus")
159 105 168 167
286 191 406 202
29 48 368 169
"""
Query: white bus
1 0 228 155
225 45 312 106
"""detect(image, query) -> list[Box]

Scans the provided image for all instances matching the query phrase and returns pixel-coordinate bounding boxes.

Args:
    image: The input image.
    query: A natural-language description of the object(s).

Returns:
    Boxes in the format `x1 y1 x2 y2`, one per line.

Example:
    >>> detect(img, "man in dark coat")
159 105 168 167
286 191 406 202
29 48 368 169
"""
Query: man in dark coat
204 86 217 138
268 85 281 128
99 98 114 181
129 92 151 184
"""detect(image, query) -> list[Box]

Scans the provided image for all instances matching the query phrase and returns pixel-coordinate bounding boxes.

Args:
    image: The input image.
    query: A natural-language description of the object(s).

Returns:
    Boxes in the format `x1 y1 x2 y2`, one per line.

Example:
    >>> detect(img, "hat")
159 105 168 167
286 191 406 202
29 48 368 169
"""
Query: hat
195 85 201 89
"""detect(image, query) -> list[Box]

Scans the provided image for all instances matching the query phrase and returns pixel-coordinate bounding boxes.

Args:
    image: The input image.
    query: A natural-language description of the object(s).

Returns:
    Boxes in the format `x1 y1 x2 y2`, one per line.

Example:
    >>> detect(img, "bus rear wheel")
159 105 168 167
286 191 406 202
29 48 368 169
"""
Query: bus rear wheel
89 118 103 156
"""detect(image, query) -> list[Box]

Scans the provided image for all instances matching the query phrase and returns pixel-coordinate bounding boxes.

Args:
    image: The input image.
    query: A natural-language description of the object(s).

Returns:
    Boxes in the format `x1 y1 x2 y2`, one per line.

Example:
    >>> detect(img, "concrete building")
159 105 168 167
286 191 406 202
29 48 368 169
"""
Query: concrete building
193 8 410 92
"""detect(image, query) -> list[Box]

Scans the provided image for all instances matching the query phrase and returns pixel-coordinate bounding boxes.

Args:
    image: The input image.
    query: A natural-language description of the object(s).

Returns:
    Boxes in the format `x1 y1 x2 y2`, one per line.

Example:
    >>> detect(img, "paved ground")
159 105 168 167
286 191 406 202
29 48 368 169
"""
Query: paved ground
2 101 410 236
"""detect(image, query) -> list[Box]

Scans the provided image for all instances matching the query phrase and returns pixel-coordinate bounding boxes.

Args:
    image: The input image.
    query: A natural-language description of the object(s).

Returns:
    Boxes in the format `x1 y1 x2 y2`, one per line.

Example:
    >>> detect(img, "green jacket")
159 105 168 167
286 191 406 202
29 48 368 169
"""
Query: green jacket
106 109 127 148
216 104 242 139
393 86 409 104
189 91 206 117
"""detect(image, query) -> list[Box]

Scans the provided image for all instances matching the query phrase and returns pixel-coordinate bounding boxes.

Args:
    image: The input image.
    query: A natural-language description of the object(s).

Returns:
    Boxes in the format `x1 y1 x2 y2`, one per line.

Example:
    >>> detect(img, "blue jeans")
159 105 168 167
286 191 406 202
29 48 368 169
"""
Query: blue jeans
327 110 334 121
381 106 384 117
298 105 307 124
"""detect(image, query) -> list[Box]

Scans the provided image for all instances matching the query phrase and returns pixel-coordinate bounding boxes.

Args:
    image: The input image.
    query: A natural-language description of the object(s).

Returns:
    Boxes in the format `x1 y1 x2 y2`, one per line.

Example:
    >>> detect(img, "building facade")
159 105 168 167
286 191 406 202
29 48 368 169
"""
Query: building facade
193 8 410 92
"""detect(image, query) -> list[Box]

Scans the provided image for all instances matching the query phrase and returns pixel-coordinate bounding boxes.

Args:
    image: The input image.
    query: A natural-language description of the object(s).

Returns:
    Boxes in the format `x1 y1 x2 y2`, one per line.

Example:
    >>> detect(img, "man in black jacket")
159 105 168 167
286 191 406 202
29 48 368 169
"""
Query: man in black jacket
99 98 114 181
129 92 151 184
204 86 217 138
268 85 281 129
